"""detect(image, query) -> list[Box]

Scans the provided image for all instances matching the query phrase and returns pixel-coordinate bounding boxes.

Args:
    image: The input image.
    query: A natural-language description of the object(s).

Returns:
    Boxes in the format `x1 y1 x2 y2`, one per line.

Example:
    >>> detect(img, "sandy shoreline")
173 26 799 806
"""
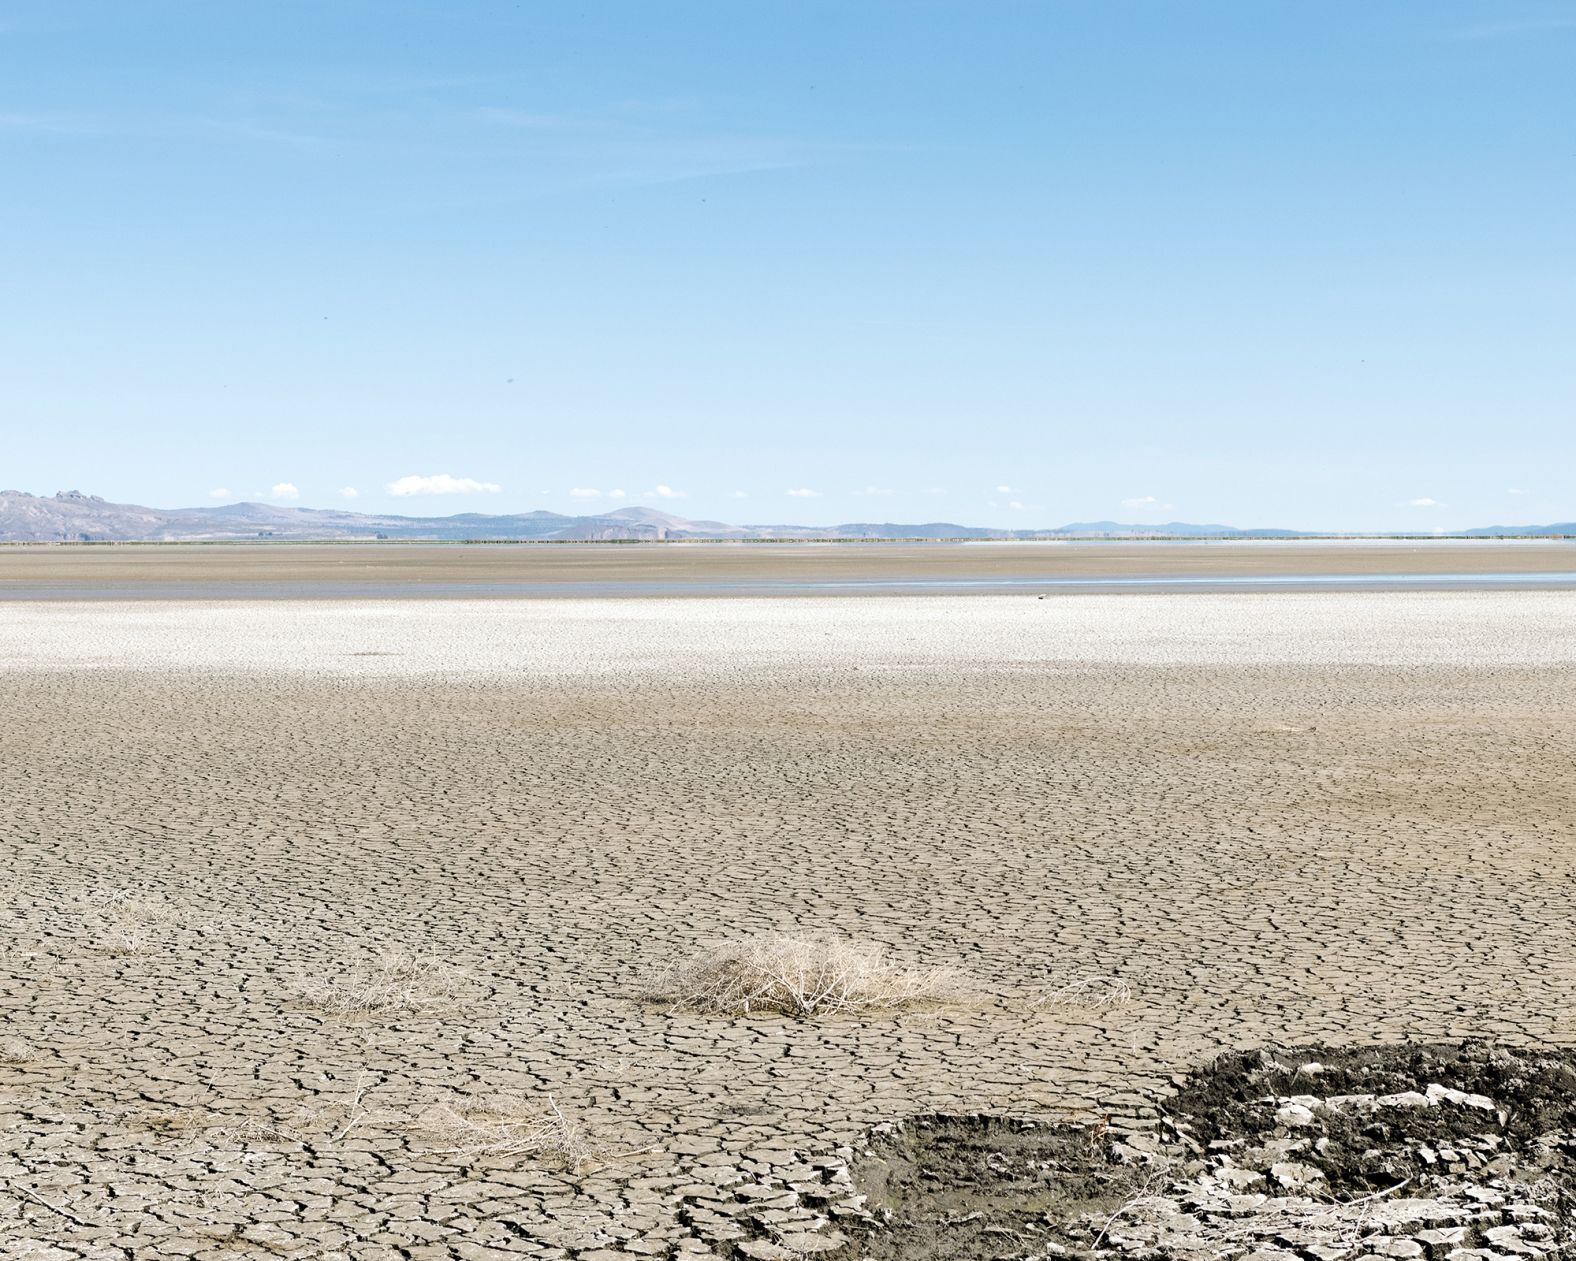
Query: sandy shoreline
5 592 1576 1257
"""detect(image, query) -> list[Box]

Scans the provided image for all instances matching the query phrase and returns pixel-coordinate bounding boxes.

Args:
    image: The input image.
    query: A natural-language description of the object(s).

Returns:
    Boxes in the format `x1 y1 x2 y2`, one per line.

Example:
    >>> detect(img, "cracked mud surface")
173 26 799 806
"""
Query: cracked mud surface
3 594 1576 1258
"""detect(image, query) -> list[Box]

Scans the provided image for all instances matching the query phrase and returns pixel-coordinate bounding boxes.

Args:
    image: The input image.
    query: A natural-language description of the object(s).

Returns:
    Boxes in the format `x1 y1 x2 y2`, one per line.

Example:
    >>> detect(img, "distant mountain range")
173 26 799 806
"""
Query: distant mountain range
0 489 1571 542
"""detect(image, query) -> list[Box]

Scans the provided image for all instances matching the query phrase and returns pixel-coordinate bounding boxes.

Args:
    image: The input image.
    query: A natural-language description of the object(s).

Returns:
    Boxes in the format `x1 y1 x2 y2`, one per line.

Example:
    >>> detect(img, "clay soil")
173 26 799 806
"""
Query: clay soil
3 593 1576 1258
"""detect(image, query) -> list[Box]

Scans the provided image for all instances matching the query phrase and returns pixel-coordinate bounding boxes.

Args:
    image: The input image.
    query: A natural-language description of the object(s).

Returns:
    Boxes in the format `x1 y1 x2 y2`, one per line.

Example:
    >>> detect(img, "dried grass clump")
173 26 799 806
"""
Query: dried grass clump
1030 975 1134 1012
418 1092 598 1168
199 1075 380 1152
196 1115 305 1150
77 889 183 954
650 935 959 1019
293 946 469 1016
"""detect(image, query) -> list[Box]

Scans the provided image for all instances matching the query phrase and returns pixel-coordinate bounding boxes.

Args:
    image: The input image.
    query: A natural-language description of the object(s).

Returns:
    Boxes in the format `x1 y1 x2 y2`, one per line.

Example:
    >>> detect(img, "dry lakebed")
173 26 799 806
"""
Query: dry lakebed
4 571 1576 1259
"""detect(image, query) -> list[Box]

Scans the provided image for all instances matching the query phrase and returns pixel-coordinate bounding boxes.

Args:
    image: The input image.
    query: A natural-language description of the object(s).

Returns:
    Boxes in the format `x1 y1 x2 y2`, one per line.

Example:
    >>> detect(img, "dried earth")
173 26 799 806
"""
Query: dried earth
3 539 1576 599
3 593 1575 1259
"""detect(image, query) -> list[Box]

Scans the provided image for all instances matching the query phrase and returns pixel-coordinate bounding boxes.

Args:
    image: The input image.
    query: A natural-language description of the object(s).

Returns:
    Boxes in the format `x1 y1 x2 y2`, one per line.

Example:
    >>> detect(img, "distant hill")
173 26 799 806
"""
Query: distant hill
1051 520 1301 538
0 489 1312 542
1460 523 1576 537
1 487 1562 542
0 490 682 542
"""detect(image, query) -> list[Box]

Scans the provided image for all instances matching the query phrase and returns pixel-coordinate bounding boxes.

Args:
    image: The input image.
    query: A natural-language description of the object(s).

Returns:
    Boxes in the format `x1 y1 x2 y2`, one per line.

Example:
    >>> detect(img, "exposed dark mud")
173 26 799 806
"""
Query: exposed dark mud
842 1042 1576 1261
1167 1042 1576 1200
840 1114 1141 1260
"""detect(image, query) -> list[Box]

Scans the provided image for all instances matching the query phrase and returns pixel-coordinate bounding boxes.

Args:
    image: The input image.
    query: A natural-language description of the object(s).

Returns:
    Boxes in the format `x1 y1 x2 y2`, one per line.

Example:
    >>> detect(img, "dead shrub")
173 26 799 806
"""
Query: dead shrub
75 889 183 954
1030 975 1134 1012
292 946 469 1016
200 1073 382 1151
650 935 959 1019
417 1092 599 1168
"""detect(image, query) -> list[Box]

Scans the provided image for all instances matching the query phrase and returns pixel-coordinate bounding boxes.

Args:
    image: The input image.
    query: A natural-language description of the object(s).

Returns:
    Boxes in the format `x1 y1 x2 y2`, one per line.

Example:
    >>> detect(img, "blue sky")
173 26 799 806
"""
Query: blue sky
1 1 1572 531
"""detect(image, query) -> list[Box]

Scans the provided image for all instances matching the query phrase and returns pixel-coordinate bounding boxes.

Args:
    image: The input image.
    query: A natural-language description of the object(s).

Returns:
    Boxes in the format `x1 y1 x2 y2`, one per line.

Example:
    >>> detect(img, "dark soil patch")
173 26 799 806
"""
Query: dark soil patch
1166 1040 1576 1198
842 1114 1140 1260
839 1042 1576 1261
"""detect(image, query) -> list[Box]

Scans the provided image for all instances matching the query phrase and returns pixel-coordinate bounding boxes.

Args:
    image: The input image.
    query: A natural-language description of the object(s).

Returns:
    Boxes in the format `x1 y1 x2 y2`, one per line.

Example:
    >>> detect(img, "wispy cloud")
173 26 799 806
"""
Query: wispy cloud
995 484 1020 495
1405 496 1441 507
0 109 322 145
271 482 301 500
1447 15 1576 39
786 487 822 498
568 487 601 499
861 486 895 496
386 473 502 496
1121 495 1173 510
338 486 359 499
472 106 614 133
603 147 804 188
208 487 232 500
466 96 816 191
1509 487 1528 496
0 112 102 137
189 117 323 146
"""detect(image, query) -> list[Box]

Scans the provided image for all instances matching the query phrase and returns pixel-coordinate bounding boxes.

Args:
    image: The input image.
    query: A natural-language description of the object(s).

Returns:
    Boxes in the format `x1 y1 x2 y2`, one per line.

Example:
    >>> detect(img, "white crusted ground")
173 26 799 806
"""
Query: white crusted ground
2 592 1576 676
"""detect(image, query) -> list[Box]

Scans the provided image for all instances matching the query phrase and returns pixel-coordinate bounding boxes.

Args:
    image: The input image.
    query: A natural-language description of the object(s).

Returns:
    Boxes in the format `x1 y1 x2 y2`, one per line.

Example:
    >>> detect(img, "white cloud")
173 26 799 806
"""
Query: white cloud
653 483 684 499
568 487 601 499
338 486 359 499
786 487 822 498
386 474 503 496
732 490 748 498
271 482 301 500
862 486 895 496
1406 497 1440 508
1508 487 1527 496
1008 500 1030 511
995 484 1019 495
208 487 231 499
607 488 626 499
1121 495 1163 510
925 487 946 496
